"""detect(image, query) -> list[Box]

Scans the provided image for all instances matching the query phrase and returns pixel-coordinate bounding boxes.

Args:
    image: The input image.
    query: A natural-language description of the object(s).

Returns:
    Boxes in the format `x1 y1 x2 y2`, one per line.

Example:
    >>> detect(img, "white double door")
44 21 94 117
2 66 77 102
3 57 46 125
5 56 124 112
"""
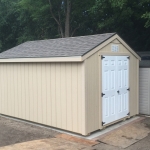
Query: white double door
102 56 129 125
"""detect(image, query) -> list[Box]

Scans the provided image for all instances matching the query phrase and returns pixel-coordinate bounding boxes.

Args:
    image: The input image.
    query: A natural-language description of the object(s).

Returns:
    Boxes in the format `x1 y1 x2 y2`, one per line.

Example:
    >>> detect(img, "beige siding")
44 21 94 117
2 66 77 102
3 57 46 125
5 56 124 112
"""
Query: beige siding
101 39 129 53
85 41 139 134
111 39 121 44
85 53 100 133
0 62 85 135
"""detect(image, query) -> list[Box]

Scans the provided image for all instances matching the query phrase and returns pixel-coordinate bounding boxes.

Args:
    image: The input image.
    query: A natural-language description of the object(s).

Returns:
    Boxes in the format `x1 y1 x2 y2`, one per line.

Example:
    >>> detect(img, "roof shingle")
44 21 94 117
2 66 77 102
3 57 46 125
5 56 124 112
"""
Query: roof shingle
0 33 115 59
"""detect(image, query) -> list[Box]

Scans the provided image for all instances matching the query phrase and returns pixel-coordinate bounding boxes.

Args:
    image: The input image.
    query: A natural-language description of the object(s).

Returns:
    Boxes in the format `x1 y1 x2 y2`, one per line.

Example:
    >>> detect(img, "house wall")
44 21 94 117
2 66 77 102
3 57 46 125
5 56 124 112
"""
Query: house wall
139 68 150 115
0 62 86 135
84 39 139 134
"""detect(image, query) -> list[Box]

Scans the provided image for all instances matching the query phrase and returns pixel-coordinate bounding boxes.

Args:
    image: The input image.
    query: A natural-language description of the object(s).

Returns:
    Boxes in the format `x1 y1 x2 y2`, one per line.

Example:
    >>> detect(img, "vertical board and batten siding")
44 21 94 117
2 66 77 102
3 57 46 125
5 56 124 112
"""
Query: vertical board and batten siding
85 39 139 134
84 53 100 133
0 62 85 135
139 68 150 115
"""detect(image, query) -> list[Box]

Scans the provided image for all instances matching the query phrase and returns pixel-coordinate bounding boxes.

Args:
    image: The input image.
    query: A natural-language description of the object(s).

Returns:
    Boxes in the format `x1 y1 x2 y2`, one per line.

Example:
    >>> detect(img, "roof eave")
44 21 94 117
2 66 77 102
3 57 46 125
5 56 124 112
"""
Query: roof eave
0 56 83 63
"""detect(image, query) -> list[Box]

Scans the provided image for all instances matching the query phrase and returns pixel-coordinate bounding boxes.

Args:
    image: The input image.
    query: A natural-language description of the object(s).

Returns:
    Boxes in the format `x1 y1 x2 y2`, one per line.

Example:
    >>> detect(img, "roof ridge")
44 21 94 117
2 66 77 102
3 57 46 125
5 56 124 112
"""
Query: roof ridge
26 33 116 43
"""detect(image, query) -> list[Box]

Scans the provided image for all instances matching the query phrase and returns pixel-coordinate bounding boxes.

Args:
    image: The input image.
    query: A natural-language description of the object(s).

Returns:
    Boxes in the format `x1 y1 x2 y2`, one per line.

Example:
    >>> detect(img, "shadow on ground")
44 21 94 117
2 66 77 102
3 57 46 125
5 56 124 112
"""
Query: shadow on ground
0 116 59 147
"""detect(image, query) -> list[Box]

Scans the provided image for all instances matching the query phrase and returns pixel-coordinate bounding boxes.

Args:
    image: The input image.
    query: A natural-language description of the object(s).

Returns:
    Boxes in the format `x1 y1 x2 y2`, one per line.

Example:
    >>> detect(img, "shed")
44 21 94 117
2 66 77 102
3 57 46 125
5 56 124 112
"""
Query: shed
0 33 140 135
139 52 150 115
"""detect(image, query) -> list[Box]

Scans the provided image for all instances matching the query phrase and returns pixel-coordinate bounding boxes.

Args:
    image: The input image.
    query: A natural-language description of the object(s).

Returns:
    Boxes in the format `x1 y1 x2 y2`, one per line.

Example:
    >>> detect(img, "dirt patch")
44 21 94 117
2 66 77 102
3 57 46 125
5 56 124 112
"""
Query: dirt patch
0 116 60 147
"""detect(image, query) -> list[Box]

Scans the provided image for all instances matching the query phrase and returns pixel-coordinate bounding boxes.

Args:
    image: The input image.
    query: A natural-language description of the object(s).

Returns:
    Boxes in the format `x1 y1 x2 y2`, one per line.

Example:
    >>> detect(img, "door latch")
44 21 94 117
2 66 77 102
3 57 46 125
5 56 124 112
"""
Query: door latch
117 90 120 94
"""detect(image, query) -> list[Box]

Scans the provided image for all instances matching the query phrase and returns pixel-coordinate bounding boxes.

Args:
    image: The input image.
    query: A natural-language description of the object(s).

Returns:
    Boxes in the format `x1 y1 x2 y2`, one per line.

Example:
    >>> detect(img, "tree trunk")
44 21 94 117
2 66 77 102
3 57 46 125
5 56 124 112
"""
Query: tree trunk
65 0 71 37
48 0 64 37
49 0 79 38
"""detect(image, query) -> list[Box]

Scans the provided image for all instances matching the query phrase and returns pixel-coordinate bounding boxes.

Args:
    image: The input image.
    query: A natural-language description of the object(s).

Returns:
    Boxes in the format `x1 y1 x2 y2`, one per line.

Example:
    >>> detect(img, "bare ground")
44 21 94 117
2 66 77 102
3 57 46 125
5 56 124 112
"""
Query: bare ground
0 115 59 147
0 115 150 150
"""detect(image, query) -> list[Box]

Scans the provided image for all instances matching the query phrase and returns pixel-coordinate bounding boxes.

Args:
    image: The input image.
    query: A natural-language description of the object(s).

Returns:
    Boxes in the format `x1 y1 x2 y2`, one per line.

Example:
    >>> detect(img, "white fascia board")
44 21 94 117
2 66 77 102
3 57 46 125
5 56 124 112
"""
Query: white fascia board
0 56 83 63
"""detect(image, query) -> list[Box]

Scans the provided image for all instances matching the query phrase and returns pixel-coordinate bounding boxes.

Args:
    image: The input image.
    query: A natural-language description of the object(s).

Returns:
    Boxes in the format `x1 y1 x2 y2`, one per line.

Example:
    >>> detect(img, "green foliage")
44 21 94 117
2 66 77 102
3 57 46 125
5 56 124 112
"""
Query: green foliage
0 0 19 52
0 0 150 52
142 12 150 28
89 0 150 51
16 0 58 43
140 0 150 28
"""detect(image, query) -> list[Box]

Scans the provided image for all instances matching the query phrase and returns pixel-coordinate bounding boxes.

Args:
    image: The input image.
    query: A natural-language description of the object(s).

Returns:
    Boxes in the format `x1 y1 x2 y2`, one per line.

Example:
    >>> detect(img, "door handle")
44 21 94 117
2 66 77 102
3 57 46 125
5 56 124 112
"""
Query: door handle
117 90 120 94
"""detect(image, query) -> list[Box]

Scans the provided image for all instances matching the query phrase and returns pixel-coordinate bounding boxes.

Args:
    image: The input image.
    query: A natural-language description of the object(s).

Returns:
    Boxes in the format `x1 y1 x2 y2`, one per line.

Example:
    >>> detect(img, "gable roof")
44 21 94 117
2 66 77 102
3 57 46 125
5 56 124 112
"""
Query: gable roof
0 33 115 59
0 33 140 62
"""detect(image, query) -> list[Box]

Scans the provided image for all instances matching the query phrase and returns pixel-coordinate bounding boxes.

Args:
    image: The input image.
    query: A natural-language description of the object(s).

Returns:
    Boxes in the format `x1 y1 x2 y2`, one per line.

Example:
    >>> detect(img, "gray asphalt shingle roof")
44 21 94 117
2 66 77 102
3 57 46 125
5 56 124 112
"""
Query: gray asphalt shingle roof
0 33 115 59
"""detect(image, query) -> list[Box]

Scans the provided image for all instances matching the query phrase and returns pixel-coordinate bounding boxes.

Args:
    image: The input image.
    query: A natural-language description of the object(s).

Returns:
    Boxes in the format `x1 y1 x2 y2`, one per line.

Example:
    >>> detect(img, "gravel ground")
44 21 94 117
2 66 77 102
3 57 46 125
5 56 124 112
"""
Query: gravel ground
0 115 60 147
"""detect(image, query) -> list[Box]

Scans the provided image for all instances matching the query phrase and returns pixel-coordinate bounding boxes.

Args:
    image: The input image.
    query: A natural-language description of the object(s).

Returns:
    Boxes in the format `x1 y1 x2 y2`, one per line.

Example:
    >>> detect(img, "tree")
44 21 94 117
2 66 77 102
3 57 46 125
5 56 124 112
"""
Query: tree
17 0 58 43
142 12 150 28
141 0 150 28
17 0 95 39
0 0 19 52
89 0 150 51
0 0 95 51
0 0 150 52
48 0 94 37
48 0 71 37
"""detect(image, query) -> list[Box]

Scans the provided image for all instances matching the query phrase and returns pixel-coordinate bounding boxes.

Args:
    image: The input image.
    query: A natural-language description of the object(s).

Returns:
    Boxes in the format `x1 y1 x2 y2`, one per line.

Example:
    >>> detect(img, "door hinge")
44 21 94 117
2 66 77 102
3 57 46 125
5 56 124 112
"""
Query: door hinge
101 55 105 59
101 93 105 97
127 56 130 59
102 122 105 126
127 88 130 91
127 112 130 116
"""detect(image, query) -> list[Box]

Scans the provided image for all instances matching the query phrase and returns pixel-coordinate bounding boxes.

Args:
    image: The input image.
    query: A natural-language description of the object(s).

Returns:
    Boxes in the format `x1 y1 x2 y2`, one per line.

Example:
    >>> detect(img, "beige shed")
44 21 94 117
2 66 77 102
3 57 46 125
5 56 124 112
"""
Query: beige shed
0 33 140 135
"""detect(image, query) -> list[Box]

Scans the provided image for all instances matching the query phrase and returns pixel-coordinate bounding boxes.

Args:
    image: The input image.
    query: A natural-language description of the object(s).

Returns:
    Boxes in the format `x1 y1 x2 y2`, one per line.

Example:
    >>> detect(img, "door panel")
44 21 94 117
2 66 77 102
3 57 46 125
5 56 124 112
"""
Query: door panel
102 56 117 124
116 56 129 120
102 56 129 125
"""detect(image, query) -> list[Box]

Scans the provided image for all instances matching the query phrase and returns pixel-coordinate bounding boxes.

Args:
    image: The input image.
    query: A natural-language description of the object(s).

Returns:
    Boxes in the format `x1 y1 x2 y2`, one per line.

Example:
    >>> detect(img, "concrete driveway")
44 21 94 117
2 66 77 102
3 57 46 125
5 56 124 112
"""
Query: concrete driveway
0 115 150 150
